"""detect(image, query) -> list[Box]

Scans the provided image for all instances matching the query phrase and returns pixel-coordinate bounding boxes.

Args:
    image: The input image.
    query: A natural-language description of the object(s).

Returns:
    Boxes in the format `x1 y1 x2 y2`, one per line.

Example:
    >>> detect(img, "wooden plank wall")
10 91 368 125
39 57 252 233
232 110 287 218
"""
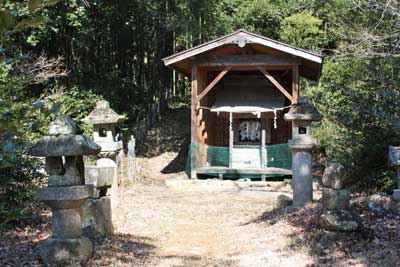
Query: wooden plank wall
204 71 293 147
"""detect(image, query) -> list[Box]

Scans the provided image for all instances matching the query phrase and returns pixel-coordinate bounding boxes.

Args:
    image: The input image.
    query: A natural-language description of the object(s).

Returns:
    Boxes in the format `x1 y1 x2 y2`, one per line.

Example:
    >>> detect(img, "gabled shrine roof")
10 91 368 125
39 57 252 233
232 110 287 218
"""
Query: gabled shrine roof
163 29 324 80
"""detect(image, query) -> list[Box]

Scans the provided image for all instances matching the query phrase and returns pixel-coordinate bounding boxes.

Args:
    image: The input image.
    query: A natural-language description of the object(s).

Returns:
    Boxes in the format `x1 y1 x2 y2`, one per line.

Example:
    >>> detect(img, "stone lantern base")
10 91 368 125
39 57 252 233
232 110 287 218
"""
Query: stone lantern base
39 236 93 265
38 185 93 265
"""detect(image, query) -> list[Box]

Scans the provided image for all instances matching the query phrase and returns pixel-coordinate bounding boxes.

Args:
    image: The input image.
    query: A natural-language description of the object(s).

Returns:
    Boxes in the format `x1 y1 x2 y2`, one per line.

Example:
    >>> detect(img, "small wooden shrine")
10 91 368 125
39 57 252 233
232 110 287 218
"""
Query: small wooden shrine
163 29 323 179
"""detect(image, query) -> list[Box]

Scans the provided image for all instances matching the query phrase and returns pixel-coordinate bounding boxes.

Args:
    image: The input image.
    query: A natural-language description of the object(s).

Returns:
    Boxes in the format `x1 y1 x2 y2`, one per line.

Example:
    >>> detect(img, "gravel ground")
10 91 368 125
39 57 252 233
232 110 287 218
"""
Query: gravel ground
111 183 314 267
1 182 400 267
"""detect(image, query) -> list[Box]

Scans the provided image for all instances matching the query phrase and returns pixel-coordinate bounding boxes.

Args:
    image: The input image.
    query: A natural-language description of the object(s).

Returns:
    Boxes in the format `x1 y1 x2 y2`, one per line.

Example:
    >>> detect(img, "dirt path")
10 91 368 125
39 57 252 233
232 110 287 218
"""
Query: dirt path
113 182 314 267
116 102 314 267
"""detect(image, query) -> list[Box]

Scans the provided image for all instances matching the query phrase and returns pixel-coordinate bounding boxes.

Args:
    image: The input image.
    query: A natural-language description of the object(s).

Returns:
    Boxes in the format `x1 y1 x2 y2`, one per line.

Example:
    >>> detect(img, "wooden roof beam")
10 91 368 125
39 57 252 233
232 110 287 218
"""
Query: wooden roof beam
196 67 230 102
257 66 293 102
163 29 323 66
195 54 301 67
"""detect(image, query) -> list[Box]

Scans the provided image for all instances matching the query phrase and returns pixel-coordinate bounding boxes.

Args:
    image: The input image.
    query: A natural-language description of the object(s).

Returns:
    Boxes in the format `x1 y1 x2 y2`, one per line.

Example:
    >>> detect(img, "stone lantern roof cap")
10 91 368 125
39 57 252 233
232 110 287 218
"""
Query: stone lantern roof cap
28 116 101 157
81 100 125 125
284 96 322 121
28 134 101 157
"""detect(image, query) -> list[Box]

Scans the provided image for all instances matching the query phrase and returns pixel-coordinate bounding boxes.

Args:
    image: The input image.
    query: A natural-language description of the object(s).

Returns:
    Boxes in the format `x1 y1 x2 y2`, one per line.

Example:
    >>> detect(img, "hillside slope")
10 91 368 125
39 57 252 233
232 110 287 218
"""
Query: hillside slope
136 105 190 184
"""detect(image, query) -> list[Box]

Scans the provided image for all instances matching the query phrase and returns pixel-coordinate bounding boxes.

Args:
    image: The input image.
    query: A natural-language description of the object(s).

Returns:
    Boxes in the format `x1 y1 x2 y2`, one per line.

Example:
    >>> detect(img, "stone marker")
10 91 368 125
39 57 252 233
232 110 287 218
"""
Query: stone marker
284 96 322 207
320 163 359 231
388 146 400 201
322 163 348 189
28 116 101 265
320 210 359 232
322 187 350 210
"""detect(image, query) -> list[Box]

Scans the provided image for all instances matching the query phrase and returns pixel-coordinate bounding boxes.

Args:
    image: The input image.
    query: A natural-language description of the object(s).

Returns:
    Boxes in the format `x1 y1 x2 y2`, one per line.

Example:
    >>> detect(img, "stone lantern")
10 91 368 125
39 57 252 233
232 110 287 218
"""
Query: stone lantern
28 116 101 265
388 146 400 201
80 100 124 236
284 96 322 207
81 100 125 159
82 100 124 203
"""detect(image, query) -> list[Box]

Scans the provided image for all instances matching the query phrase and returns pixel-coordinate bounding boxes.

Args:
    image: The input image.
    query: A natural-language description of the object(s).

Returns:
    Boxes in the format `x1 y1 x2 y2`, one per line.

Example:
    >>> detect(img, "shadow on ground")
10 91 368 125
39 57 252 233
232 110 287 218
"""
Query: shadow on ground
155 255 238 267
161 135 189 174
87 233 157 266
89 233 238 267
249 198 399 267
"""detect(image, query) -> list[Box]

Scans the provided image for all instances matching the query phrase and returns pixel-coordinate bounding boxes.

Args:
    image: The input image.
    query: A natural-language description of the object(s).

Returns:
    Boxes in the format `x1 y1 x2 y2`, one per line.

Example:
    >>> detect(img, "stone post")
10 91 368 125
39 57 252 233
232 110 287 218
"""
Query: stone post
81 161 115 237
28 116 101 265
284 96 322 207
81 100 125 237
320 163 359 231
388 146 400 201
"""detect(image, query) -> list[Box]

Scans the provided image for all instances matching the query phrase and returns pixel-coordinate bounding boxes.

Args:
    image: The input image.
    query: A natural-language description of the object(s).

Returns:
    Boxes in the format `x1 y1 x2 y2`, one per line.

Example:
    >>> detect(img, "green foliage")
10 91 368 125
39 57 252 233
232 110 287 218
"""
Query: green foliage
0 152 44 228
45 86 103 133
280 10 327 50
374 170 397 194
308 58 400 190
0 0 90 227
0 78 100 226
0 78 51 225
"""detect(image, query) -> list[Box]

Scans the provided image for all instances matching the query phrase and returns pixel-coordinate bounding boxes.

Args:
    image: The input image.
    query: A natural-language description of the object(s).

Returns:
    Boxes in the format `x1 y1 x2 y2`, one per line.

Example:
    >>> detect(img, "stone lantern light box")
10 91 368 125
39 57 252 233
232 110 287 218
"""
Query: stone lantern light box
82 100 125 155
285 96 322 149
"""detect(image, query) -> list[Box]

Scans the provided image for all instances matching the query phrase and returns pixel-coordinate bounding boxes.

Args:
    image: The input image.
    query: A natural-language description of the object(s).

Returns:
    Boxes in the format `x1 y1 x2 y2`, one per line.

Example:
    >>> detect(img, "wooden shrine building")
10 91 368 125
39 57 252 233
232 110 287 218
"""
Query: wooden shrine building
163 29 323 179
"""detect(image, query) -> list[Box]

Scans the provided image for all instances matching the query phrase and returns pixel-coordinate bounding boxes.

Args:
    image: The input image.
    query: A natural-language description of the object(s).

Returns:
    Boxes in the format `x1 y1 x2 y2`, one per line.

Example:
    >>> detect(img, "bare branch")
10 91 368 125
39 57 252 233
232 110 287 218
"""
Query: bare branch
15 54 69 84
334 0 400 59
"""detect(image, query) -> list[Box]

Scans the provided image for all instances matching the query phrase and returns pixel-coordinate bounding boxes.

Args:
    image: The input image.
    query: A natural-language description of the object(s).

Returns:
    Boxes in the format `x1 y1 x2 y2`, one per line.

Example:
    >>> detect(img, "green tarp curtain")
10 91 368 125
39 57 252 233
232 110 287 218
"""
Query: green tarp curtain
185 143 292 178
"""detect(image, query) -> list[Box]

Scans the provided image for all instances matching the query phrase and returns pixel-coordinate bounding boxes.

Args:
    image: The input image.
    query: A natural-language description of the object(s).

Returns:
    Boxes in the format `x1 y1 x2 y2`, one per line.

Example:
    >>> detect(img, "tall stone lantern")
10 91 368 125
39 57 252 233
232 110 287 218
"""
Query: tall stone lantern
284 96 322 207
82 100 124 210
28 116 101 265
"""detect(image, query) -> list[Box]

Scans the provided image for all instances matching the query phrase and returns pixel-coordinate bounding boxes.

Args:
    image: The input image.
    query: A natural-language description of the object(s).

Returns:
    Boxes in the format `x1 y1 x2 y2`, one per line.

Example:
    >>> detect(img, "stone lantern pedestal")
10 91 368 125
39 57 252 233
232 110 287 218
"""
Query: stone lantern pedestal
38 186 93 262
389 146 400 201
81 162 115 237
284 96 322 207
29 116 101 265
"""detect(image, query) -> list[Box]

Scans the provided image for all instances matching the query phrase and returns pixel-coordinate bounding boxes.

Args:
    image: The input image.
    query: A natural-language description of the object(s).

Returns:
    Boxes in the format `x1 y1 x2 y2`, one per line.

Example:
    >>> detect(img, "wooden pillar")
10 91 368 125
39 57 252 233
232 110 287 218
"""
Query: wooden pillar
228 112 233 168
197 69 208 168
261 129 266 182
191 65 198 179
292 65 299 104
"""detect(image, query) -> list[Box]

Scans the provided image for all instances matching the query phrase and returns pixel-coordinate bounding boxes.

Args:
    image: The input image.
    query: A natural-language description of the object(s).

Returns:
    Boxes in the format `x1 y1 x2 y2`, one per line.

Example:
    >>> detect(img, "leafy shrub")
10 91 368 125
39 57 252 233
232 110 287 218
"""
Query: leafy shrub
0 153 45 229
0 64 102 226
307 58 400 192
44 86 103 134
